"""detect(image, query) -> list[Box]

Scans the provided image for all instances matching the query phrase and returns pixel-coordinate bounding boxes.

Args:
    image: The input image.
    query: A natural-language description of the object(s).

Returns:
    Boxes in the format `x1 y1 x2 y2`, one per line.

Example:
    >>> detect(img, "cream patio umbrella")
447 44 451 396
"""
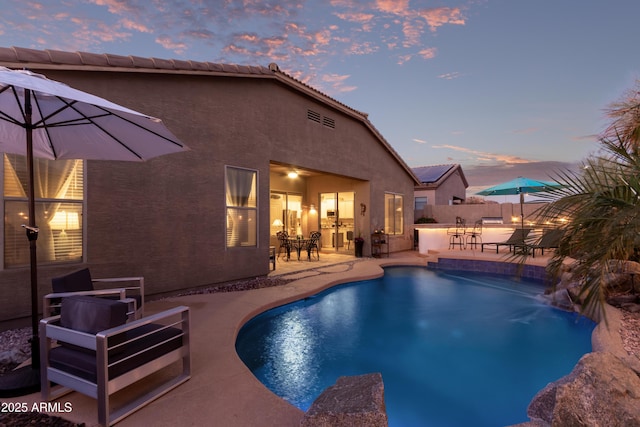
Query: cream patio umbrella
0 67 189 396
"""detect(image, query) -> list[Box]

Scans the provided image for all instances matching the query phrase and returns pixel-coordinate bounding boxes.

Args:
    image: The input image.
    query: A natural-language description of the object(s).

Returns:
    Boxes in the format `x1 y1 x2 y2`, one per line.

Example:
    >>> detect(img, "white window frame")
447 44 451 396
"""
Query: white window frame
225 165 258 249
384 192 404 235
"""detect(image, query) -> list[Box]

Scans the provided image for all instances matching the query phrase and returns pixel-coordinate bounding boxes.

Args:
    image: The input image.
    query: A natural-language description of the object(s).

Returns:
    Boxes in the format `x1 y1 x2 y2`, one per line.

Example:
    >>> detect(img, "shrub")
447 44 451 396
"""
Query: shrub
415 217 437 224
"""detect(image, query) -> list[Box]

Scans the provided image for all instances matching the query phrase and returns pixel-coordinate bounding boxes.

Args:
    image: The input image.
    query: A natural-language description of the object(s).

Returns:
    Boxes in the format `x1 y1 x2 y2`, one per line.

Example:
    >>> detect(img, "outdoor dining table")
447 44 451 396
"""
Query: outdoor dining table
287 237 311 261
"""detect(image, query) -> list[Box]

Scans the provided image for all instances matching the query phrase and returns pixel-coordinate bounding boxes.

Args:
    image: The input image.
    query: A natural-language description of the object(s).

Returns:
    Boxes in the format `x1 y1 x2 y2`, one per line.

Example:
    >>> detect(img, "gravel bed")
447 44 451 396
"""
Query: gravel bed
0 411 84 426
621 310 640 358
0 327 30 375
176 275 294 295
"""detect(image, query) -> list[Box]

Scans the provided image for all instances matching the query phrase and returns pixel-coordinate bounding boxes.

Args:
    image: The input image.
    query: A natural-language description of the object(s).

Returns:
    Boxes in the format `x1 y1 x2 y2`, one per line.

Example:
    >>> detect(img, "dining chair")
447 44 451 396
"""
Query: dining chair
276 231 291 260
346 231 354 250
306 231 321 260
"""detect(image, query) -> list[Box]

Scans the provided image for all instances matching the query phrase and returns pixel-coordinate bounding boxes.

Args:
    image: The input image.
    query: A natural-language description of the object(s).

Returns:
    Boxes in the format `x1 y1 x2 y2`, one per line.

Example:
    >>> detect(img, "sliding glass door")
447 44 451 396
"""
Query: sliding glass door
319 192 354 252
270 191 302 238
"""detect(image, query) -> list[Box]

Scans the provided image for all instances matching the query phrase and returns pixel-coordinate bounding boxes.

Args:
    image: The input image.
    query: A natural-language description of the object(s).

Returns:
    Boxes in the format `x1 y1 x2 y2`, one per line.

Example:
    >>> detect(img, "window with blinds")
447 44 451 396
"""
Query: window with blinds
225 166 258 248
4 154 84 267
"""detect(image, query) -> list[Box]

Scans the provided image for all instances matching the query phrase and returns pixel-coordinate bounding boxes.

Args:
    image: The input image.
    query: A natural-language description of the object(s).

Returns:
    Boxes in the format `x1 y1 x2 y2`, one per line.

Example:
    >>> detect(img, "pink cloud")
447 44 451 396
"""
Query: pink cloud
376 0 410 15
397 54 413 65
314 29 333 46
156 35 187 53
432 144 534 164
334 12 375 24
402 21 423 47
69 17 131 44
322 73 358 93
90 0 142 16
121 18 152 33
418 7 466 32
418 47 437 59
347 41 379 55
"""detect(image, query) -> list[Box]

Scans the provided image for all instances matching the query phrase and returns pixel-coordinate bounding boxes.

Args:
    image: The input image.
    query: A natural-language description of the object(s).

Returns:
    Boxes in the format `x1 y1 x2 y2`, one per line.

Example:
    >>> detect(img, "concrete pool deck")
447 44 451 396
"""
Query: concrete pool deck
3 248 612 426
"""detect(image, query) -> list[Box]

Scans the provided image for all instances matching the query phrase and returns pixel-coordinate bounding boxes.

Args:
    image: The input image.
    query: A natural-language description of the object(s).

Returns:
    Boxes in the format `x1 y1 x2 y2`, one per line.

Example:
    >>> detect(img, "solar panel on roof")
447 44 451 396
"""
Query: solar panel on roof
412 165 453 183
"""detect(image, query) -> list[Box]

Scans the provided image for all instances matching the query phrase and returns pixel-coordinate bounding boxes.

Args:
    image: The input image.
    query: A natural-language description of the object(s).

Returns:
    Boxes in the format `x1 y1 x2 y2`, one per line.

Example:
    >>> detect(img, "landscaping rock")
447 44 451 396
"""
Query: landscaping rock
300 373 388 427
527 352 640 426
0 348 26 365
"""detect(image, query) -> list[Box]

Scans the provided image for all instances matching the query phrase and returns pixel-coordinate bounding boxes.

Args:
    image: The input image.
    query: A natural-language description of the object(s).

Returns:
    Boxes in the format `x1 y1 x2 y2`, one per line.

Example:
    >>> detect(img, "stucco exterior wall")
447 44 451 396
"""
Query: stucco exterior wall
414 168 467 208
435 169 467 204
0 67 416 323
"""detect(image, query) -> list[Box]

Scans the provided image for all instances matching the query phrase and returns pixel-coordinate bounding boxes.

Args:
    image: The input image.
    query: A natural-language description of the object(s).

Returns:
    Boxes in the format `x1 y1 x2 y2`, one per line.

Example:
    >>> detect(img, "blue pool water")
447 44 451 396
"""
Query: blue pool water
236 267 595 427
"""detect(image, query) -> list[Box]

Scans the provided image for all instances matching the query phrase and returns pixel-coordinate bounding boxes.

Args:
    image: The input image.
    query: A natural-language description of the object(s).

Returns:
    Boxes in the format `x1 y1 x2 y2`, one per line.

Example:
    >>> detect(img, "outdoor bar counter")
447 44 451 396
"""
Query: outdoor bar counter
415 224 536 255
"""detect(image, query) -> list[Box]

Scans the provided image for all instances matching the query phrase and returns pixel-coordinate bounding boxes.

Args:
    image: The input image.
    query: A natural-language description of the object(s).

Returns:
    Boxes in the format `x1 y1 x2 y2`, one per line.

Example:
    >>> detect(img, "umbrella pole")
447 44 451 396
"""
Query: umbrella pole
520 192 524 231
25 89 40 369
0 89 41 397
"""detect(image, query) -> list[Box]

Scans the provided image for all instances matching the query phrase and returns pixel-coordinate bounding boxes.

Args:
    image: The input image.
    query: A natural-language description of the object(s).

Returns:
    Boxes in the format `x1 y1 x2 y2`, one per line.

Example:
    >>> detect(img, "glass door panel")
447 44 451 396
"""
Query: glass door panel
320 192 354 252
338 192 355 253
270 192 302 238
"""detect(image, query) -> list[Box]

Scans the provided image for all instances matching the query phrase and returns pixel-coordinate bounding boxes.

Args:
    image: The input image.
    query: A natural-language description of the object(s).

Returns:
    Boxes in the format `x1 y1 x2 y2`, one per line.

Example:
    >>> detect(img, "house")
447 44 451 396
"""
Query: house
413 164 468 219
0 46 420 323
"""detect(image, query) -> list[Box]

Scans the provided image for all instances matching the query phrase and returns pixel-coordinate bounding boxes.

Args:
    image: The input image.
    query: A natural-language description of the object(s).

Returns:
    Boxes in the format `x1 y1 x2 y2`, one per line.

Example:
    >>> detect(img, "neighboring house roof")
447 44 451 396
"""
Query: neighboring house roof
0 46 421 185
412 164 469 188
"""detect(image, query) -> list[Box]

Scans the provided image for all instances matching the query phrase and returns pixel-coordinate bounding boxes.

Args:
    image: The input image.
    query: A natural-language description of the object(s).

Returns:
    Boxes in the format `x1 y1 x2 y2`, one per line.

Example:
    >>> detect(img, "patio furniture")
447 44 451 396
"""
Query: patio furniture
269 246 276 270
518 228 564 258
40 295 190 427
447 217 466 250
465 220 483 249
481 228 532 254
276 231 291 260
43 268 144 320
288 236 311 261
371 233 389 258
346 231 354 250
306 231 322 260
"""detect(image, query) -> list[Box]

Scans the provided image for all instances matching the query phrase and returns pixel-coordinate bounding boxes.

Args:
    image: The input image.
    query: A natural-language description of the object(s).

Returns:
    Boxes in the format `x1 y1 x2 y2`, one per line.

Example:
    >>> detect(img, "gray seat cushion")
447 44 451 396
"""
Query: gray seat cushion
49 323 183 383
60 295 128 333
53 270 142 311
51 295 182 383
52 268 93 293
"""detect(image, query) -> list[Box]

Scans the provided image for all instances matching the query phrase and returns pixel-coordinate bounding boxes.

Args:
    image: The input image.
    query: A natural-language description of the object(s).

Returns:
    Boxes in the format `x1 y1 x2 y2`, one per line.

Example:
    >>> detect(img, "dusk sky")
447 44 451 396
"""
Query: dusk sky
1 0 639 192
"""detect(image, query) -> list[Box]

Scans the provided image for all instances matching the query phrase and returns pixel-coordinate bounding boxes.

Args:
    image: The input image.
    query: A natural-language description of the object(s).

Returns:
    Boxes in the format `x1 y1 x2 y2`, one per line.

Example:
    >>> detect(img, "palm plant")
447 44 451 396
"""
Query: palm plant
533 81 640 319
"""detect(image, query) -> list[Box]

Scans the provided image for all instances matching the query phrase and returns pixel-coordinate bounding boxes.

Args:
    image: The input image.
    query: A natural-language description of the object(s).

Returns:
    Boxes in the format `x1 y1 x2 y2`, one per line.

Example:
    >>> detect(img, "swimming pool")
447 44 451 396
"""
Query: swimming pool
236 267 595 427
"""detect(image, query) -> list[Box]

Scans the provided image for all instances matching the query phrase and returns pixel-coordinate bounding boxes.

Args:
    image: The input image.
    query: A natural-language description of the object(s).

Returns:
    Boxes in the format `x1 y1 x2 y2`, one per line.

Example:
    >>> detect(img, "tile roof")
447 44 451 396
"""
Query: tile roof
0 46 421 184
0 46 273 75
0 46 367 117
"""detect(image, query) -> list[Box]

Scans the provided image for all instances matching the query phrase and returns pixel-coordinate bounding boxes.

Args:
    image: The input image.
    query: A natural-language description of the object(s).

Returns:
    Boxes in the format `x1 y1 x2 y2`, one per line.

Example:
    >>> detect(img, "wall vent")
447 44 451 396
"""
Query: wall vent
322 116 336 129
307 109 321 123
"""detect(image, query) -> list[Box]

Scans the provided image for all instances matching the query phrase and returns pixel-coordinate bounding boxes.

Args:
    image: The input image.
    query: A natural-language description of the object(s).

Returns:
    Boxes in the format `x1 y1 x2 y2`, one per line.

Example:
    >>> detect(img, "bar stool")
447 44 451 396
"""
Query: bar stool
447 217 466 250
465 220 483 249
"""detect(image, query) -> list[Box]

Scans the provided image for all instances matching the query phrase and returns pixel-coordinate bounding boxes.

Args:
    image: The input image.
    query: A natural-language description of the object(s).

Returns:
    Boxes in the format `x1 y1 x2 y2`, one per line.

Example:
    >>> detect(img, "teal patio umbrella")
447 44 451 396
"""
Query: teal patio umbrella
476 176 561 228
